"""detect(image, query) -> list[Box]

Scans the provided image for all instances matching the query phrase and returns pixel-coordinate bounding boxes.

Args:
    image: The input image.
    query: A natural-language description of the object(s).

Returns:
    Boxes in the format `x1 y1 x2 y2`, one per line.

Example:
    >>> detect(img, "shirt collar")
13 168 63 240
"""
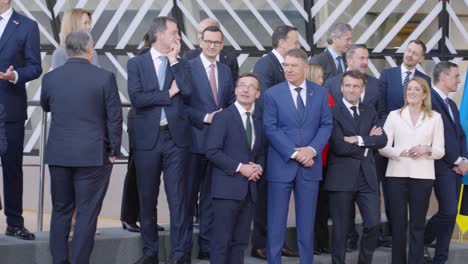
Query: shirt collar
0 7 13 23
342 97 359 109
401 64 416 76
272 49 284 65
433 85 448 100
288 80 306 92
199 52 216 70
327 47 342 60
150 47 164 61
234 101 255 116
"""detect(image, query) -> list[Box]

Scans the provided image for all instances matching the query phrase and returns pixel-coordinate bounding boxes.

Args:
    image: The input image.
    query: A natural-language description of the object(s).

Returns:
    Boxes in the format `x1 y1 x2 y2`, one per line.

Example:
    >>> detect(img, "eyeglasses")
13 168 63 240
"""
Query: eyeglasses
236 83 258 90
203 40 223 47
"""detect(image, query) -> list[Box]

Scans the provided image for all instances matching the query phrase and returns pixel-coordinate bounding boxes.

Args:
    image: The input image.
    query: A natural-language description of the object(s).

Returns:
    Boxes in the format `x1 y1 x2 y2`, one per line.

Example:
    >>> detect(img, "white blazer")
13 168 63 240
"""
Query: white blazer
379 107 445 179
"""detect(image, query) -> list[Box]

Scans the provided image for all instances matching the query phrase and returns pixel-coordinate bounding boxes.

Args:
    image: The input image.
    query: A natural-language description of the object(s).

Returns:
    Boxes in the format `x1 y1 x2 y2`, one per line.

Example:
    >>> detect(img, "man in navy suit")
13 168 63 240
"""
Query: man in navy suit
41 29 122 264
206 73 264 264
127 16 192 264
183 18 239 82
324 70 387 264
250 25 300 260
424 62 467 264
263 48 333 263
379 39 431 243
184 25 234 260
309 22 352 82
0 0 42 239
0 105 6 211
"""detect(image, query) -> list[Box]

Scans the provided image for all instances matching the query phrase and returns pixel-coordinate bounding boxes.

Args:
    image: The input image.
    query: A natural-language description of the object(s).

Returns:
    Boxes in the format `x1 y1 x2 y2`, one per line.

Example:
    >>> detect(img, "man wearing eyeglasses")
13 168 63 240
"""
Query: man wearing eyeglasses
183 25 235 261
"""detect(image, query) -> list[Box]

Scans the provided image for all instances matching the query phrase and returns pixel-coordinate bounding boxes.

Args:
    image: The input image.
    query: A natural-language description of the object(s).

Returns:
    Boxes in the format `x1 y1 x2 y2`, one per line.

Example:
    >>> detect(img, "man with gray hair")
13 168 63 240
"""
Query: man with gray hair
41 29 123 264
309 22 352 82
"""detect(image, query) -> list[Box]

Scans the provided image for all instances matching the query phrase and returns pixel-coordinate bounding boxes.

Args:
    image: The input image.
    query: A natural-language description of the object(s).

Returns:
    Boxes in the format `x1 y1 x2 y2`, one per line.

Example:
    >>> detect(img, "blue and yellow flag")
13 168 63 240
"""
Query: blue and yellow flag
456 69 468 234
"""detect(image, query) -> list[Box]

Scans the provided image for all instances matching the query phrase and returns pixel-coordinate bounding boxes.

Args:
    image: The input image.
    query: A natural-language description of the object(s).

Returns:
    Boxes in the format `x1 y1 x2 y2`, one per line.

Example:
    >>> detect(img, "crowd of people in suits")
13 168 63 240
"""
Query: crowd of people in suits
0 1 467 263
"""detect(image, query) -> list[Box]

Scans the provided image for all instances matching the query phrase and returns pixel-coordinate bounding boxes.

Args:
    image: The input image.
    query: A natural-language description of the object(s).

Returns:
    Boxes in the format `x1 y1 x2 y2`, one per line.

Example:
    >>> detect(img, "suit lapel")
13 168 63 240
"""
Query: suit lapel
251 114 262 154
194 57 217 104
230 106 250 151
325 50 337 75
216 61 225 104
338 101 358 133
143 52 159 89
0 11 20 53
268 52 284 79
302 82 315 124
280 83 301 125
431 89 455 126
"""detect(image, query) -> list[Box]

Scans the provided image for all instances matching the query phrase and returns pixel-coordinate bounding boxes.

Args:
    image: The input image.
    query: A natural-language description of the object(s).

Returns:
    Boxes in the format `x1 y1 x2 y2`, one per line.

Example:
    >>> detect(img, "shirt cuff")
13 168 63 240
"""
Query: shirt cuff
170 61 179 66
455 157 467 165
236 163 242 172
291 151 298 159
203 114 210 123
357 136 364 146
307 146 317 157
9 71 18 84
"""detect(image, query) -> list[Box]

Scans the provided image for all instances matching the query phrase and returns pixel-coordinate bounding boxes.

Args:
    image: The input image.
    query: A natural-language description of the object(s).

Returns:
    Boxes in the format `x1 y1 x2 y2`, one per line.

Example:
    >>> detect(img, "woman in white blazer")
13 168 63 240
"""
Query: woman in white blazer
379 77 445 264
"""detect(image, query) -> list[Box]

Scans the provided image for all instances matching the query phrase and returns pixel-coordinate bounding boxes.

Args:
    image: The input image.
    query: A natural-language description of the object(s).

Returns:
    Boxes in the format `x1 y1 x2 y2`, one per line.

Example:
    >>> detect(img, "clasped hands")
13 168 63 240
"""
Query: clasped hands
399 144 431 159
293 147 315 168
239 162 263 181
453 160 468 176
344 126 382 145
0 66 16 81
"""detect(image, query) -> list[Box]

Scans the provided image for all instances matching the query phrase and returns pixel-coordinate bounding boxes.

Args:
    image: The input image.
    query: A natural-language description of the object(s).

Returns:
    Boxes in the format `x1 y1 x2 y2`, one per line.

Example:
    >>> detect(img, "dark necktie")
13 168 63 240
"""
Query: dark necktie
444 97 454 121
336 56 343 74
350 106 359 119
245 112 252 149
402 71 411 94
295 87 305 120
158 56 168 121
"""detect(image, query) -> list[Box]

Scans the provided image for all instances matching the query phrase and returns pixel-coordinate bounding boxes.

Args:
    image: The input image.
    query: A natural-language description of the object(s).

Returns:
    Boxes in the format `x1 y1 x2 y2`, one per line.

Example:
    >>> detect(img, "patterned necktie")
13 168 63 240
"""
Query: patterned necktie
336 56 343 74
295 87 305 121
245 112 252 149
350 106 359 119
158 56 168 121
402 71 411 94
444 97 454 121
209 64 218 106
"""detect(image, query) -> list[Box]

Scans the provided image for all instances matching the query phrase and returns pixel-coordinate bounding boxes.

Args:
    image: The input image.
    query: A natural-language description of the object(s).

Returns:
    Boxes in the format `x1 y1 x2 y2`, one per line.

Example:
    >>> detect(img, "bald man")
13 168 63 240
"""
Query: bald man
183 18 239 82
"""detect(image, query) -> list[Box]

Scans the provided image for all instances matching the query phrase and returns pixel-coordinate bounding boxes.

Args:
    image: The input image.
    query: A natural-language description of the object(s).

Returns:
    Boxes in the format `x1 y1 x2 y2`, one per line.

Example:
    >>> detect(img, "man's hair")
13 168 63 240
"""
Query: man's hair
146 16 177 45
341 70 367 85
237 73 260 90
201 26 224 41
285 48 308 63
65 29 93 57
327 22 352 45
346 44 368 59
433 61 458 84
272 25 298 48
408 39 427 54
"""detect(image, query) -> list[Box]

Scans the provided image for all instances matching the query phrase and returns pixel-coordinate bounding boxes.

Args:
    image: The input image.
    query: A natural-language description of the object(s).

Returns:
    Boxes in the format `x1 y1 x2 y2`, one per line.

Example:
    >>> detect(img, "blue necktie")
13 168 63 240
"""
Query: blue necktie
336 56 343 74
295 87 305 121
158 56 168 122
402 71 411 95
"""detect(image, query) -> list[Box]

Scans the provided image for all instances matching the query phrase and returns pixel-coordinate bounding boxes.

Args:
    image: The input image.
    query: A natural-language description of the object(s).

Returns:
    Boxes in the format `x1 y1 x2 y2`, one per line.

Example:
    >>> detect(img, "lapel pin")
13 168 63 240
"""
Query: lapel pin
13 20 19 25
309 91 314 96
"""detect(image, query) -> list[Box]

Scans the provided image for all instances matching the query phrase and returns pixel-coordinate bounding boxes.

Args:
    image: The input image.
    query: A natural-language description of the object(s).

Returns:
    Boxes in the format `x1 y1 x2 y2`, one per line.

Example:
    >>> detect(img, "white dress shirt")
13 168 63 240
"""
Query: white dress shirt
379 108 445 179
234 101 256 172
342 98 368 156
400 64 416 85
288 80 307 108
272 49 284 67
150 47 173 125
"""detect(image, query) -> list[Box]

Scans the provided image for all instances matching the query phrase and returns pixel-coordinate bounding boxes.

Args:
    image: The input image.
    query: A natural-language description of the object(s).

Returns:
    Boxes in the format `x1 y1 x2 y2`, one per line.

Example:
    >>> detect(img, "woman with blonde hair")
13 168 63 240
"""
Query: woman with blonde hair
379 76 445 264
51 8 99 68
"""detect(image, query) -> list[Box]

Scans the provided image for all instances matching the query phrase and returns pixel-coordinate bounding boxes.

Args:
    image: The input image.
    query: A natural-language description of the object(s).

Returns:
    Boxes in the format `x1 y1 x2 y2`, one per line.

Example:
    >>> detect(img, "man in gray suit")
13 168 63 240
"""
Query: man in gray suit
309 22 352 82
41 29 122 264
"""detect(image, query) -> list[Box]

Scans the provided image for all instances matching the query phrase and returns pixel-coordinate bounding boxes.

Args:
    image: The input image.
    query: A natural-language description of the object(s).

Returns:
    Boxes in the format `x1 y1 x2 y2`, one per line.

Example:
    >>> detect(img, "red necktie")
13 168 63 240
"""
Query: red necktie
209 64 218 106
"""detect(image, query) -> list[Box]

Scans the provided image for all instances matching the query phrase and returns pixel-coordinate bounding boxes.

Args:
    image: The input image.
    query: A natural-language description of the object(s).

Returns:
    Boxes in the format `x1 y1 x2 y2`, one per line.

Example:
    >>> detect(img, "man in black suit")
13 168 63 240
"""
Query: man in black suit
0 0 42 240
41 29 122 264
324 70 387 264
206 73 264 264
0 105 7 211
424 62 466 264
183 18 239 82
127 17 192 264
309 22 352 82
250 25 300 260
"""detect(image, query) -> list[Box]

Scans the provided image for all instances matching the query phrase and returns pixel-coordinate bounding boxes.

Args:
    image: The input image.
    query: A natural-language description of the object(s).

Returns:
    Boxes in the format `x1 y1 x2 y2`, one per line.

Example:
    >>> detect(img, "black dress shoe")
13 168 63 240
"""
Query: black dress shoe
5 226 35 240
424 247 433 264
314 248 322 255
198 251 210 260
282 245 298 257
319 247 330 254
157 224 165 231
122 221 140 233
346 238 358 252
377 235 392 248
134 255 158 264
251 248 267 260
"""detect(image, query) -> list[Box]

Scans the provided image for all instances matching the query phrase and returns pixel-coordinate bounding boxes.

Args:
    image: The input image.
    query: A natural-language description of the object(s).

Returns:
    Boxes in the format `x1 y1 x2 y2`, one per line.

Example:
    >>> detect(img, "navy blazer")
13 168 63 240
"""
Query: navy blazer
41 58 123 167
206 104 264 201
183 48 239 82
263 80 333 182
187 56 234 154
309 49 345 82
325 73 385 125
127 51 192 150
253 51 285 92
431 88 467 175
379 66 431 121
0 105 7 155
324 100 387 192
0 10 42 122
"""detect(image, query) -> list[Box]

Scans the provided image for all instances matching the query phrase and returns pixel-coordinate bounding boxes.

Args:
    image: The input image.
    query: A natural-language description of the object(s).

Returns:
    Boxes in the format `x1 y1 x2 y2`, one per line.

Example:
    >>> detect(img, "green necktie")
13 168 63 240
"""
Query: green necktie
245 112 252 149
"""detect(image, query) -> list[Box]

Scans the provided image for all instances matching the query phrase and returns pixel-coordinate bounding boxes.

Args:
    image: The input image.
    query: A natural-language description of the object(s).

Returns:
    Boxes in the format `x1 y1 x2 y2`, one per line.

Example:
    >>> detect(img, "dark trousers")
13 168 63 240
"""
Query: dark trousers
315 167 330 250
184 153 212 254
135 130 188 259
387 177 433 264
1 122 25 226
329 174 380 264
375 154 392 234
49 164 112 264
210 192 255 264
425 172 461 264
251 175 268 249
120 149 139 223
